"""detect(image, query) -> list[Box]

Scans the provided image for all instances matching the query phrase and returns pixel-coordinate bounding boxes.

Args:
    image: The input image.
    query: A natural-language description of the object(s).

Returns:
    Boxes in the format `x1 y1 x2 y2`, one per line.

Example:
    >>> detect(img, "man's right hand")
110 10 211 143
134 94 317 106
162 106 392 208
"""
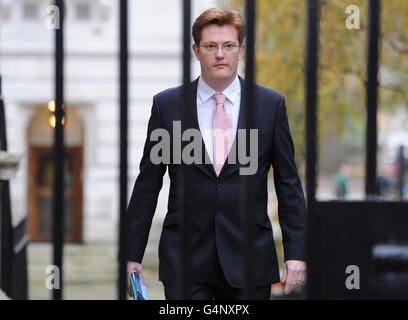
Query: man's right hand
127 261 146 297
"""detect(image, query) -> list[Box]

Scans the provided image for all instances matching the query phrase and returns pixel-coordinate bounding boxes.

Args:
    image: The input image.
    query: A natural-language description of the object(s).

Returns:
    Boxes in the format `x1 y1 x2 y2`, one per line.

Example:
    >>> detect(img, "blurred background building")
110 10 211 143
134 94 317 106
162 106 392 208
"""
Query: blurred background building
0 0 221 299
1 0 224 244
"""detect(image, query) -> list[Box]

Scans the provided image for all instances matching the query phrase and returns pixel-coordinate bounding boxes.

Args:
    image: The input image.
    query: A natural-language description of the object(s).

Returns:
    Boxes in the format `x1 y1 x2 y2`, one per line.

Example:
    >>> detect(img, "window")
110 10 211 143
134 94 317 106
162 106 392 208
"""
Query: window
75 3 90 21
23 2 39 20
0 3 11 21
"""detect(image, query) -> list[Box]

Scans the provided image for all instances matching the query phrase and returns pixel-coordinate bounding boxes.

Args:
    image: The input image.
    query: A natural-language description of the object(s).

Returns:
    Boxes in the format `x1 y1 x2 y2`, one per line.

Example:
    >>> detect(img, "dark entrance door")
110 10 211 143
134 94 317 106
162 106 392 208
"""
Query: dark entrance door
27 146 83 242
307 201 408 299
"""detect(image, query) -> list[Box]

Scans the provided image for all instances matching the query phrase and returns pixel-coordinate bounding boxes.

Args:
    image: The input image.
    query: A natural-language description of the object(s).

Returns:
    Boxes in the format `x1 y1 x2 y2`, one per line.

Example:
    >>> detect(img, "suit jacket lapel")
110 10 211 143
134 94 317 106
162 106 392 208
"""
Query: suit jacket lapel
178 77 217 179
178 76 256 180
220 76 259 179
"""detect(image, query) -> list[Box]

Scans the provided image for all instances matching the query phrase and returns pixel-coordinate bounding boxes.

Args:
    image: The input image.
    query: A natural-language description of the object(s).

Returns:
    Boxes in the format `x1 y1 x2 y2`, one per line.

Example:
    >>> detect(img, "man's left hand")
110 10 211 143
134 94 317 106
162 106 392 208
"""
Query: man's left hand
281 260 306 295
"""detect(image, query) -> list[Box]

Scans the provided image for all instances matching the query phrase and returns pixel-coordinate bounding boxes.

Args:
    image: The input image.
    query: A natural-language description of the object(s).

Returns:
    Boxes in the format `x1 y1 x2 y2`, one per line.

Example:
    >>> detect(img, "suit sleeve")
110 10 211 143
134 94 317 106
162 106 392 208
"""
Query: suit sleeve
271 95 306 261
125 95 167 262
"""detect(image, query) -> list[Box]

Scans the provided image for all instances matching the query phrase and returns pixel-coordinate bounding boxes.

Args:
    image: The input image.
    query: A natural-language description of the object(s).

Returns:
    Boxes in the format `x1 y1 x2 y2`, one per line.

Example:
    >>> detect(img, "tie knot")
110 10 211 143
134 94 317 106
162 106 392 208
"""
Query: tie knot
213 93 226 105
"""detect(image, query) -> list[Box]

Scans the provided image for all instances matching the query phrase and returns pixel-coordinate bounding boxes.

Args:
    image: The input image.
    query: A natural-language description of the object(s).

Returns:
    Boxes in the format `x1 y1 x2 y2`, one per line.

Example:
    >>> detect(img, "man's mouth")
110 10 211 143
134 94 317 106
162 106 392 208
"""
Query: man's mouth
214 64 228 68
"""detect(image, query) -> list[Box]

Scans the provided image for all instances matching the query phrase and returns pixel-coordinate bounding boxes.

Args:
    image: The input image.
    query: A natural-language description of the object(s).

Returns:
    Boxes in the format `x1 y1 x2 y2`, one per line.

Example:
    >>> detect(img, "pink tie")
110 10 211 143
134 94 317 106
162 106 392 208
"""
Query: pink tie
212 93 233 176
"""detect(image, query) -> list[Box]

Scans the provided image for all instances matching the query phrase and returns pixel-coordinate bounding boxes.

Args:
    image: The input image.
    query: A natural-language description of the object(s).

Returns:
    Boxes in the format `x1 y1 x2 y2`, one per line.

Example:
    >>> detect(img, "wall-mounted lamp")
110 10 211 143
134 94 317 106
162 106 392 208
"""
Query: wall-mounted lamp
48 100 66 128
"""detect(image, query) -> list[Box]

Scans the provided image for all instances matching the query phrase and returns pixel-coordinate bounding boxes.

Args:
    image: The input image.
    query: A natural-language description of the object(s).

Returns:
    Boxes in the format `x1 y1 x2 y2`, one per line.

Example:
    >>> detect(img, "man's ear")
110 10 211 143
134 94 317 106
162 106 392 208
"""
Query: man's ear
192 43 200 61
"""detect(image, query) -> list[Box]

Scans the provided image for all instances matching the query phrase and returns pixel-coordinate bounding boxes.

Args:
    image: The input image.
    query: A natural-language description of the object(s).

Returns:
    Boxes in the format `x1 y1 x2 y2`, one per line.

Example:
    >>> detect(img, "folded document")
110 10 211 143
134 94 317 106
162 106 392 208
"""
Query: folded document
130 272 148 300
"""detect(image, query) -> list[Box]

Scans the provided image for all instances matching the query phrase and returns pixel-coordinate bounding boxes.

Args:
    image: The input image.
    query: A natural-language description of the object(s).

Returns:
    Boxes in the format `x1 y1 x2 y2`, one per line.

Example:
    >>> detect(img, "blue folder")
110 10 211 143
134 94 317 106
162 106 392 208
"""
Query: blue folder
130 272 148 300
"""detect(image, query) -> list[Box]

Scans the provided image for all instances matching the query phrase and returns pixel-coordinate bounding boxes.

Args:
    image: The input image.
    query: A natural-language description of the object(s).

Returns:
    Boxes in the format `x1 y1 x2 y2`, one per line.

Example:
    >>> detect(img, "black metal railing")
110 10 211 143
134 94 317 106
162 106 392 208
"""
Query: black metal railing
397 145 407 201
180 0 193 300
52 0 65 301
365 0 381 198
118 0 129 301
241 0 256 299
0 179 13 297
305 0 320 208
306 0 408 299
4 0 402 300
0 76 28 300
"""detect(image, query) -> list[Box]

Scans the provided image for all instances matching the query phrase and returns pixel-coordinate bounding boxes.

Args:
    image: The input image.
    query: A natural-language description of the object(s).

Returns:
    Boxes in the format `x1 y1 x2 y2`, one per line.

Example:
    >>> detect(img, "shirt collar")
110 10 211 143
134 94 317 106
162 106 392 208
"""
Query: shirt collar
198 75 240 104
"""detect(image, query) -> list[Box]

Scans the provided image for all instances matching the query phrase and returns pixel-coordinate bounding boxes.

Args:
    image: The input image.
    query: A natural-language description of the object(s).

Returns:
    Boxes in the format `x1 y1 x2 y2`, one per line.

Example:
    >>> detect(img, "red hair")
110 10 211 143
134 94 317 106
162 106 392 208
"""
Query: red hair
192 8 245 45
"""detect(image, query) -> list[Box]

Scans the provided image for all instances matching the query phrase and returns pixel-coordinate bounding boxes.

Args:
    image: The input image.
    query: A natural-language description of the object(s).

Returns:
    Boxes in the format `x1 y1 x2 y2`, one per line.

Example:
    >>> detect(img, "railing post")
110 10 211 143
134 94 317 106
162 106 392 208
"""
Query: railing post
305 0 320 299
181 0 193 300
365 0 381 199
52 0 65 301
118 0 129 301
305 0 320 206
397 145 405 201
240 0 256 299
0 74 12 298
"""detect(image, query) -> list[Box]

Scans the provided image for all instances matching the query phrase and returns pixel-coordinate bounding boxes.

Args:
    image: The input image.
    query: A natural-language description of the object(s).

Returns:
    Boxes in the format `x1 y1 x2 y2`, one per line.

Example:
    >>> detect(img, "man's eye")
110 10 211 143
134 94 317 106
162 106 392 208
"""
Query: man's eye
225 44 234 48
208 45 216 49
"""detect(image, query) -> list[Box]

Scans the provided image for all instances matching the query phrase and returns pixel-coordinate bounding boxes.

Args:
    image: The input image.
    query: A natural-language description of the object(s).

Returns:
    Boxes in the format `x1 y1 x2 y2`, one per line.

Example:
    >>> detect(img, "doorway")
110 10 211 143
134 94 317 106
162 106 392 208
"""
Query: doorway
27 106 84 243
27 146 83 242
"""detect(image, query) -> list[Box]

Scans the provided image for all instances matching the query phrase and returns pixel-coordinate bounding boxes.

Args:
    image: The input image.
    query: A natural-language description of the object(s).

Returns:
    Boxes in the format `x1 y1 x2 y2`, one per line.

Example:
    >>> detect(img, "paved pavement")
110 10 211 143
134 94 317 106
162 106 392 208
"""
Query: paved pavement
27 240 292 300
27 220 165 300
0 289 11 300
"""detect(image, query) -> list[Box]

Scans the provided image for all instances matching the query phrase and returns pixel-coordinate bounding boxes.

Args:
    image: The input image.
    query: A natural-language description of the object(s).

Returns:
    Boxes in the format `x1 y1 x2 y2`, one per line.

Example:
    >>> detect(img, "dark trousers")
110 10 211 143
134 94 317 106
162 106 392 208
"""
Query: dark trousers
163 255 271 300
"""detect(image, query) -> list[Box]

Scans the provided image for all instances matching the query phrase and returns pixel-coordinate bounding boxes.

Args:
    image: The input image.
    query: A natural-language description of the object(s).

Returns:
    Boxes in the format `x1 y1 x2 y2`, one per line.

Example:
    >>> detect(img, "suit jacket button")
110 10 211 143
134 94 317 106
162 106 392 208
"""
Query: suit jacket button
217 212 222 216
216 181 222 186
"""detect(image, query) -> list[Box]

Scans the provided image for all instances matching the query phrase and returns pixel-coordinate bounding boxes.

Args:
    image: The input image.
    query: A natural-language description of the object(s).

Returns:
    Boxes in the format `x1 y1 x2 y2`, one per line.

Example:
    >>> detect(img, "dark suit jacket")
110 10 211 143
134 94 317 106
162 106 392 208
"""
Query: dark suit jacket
125 76 306 288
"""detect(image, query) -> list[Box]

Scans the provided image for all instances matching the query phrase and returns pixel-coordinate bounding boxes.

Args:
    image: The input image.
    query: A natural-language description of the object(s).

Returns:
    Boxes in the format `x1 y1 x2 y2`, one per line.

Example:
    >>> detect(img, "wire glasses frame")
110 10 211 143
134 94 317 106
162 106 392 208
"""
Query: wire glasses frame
200 43 241 53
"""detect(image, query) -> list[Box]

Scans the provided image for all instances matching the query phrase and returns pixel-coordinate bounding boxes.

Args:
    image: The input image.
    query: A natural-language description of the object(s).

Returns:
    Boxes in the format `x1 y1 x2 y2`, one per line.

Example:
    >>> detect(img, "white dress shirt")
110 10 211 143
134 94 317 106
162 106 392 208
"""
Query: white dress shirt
196 75 241 164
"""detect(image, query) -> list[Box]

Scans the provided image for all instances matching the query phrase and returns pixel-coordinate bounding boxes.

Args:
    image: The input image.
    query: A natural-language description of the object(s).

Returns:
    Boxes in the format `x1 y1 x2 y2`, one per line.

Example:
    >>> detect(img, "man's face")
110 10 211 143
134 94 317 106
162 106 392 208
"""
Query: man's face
193 24 245 85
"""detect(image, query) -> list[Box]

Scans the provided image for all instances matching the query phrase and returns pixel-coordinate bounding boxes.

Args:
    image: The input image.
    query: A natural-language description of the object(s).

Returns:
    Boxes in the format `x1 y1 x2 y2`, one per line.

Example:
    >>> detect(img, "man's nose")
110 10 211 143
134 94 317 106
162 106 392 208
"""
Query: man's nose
215 46 225 58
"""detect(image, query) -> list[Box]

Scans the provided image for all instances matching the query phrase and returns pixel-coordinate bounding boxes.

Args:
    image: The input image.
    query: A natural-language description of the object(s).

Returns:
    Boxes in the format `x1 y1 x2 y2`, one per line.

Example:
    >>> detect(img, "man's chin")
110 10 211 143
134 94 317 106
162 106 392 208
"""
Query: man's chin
211 72 233 82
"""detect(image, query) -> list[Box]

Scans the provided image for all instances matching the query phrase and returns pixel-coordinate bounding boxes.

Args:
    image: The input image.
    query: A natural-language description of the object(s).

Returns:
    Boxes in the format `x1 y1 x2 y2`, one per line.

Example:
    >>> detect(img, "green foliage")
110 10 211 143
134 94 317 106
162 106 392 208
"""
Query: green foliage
227 0 408 165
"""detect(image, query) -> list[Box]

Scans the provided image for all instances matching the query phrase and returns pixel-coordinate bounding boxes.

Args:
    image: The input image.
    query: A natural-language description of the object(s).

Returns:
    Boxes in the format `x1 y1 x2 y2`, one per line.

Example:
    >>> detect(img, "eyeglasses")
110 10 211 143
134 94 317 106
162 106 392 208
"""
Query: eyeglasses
200 43 240 53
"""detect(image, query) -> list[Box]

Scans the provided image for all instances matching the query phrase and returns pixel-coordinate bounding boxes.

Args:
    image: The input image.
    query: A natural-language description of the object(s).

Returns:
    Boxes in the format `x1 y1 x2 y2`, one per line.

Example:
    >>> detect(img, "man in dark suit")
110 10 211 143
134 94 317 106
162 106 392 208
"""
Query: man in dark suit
126 8 306 300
